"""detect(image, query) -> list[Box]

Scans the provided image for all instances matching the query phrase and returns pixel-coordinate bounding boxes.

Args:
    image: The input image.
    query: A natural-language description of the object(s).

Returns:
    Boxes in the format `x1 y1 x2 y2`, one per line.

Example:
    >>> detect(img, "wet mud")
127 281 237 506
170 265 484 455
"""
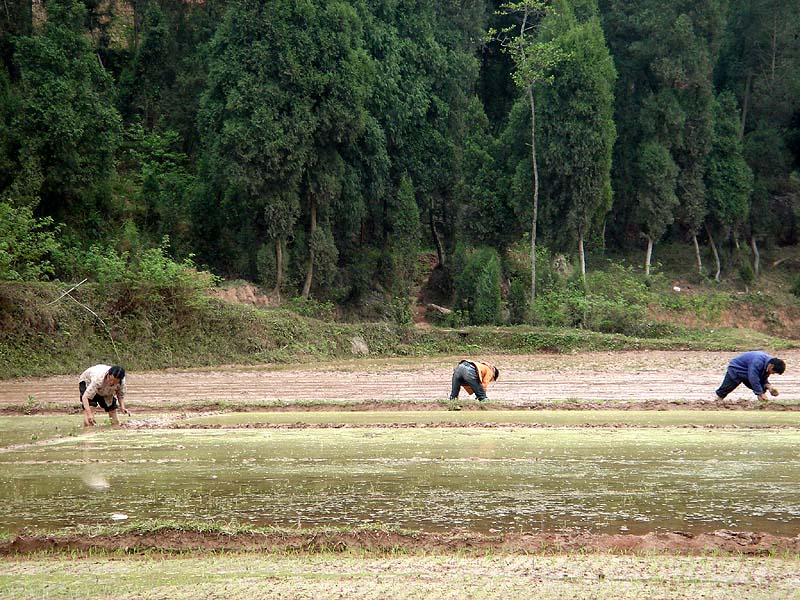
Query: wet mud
3 528 799 557
2 350 800 413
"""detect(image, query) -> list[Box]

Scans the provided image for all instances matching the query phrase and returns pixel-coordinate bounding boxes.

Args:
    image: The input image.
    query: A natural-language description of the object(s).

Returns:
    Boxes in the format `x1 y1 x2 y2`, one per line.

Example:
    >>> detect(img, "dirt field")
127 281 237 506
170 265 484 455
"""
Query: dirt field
3 350 800 410
2 350 799 577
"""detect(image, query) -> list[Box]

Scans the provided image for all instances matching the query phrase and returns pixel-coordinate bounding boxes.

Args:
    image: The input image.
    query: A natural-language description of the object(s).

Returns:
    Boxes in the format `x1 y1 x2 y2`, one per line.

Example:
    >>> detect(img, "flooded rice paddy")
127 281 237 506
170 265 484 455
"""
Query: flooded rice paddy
1 423 799 537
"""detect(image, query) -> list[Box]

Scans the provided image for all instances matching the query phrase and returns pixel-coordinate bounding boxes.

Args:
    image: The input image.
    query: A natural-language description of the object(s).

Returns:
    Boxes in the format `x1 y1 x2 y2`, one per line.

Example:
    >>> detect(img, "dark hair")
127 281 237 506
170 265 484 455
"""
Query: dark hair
769 358 785 374
107 365 126 380
493 367 500 381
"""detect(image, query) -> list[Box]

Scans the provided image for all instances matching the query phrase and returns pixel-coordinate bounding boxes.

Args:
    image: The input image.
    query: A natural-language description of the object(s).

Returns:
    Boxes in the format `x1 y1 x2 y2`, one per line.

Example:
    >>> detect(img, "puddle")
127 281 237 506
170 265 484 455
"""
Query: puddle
0 428 798 536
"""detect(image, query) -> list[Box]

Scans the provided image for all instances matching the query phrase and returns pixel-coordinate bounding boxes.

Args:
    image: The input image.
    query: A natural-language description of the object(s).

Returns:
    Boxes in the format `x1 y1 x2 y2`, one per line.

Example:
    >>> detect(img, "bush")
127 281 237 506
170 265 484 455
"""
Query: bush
286 296 336 321
384 296 413 327
507 278 528 324
791 276 800 299
739 260 755 285
583 296 646 335
473 252 502 325
0 202 60 281
68 238 218 316
532 283 586 328
453 246 503 325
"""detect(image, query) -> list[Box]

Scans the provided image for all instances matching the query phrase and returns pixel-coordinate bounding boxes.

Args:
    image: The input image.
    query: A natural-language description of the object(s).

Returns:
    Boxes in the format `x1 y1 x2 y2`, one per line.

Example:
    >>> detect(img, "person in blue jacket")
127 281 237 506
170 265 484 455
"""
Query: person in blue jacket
715 351 785 402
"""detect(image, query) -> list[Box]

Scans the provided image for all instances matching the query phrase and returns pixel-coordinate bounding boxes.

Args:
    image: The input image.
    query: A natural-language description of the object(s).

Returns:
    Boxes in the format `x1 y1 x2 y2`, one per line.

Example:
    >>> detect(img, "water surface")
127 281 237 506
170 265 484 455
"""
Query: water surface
1 427 798 536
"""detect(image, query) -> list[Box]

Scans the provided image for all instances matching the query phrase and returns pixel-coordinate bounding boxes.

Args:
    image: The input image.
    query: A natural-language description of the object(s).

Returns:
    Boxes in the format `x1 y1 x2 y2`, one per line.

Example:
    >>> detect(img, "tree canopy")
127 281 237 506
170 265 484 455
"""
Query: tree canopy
0 0 798 315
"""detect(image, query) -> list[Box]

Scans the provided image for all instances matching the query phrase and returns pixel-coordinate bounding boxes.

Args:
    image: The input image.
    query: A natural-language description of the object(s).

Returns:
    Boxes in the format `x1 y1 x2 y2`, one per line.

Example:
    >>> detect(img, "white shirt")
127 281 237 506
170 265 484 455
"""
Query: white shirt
79 364 126 403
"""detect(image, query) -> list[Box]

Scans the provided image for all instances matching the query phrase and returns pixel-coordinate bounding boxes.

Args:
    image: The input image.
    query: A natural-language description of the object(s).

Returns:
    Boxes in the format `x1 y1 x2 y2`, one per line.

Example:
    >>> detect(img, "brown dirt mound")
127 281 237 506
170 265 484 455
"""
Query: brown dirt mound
210 284 277 307
3 529 798 557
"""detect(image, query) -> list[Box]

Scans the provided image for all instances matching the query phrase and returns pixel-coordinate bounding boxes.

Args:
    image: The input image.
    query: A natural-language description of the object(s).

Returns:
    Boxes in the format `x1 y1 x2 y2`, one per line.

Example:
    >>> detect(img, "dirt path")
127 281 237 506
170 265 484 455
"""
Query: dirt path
3 350 800 409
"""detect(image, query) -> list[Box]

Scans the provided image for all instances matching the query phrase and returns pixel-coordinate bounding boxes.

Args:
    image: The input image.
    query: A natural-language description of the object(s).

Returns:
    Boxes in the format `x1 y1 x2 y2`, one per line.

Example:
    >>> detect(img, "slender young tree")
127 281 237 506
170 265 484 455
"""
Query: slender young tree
491 0 564 303
667 10 721 274
637 140 679 277
386 173 421 297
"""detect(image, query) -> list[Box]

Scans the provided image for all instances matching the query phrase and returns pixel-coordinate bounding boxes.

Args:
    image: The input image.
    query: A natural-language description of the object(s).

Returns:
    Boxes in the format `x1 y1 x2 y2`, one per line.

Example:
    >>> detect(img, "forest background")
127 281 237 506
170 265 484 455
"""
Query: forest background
1 0 799 373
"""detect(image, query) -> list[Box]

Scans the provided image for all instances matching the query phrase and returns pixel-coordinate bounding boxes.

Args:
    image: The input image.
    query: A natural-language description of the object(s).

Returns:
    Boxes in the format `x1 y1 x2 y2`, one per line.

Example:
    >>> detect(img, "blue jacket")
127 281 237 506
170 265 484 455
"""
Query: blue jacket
727 351 773 395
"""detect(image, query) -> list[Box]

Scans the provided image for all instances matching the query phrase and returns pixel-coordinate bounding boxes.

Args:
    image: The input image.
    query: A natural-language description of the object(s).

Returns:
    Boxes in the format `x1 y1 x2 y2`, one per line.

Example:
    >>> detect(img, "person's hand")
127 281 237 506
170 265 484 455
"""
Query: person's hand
769 387 779 397
121 407 131 416
757 393 769 402
84 410 95 427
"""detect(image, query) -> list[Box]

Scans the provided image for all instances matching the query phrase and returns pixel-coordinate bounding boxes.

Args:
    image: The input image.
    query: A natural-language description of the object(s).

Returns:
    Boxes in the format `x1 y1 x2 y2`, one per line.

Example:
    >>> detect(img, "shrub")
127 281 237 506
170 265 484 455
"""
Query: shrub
507 278 528 324
473 252 502 325
0 202 60 281
739 260 755 285
74 238 218 316
583 296 646 335
286 296 336 321
384 296 413 327
453 246 503 325
532 283 585 328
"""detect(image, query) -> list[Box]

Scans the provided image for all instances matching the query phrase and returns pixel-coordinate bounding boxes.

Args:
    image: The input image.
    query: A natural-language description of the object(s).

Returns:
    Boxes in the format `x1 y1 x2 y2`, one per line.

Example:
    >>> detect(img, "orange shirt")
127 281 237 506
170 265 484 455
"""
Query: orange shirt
462 361 497 395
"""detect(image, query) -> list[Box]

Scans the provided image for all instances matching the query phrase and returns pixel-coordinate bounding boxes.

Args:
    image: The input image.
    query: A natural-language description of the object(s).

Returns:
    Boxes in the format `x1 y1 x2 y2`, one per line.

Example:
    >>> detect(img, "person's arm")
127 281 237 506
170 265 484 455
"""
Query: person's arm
117 381 130 415
81 383 96 426
748 359 767 398
478 363 494 389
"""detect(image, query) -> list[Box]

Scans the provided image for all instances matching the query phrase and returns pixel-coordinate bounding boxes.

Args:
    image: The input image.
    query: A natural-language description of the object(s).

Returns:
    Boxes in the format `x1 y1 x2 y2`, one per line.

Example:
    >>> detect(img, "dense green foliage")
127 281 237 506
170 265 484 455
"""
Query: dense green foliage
0 278 791 379
0 0 798 333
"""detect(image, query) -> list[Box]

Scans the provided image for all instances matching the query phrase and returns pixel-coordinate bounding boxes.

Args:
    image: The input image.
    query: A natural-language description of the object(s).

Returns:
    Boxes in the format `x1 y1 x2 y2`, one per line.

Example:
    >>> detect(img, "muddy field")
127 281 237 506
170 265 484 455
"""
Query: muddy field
3 350 800 411
1 350 799 599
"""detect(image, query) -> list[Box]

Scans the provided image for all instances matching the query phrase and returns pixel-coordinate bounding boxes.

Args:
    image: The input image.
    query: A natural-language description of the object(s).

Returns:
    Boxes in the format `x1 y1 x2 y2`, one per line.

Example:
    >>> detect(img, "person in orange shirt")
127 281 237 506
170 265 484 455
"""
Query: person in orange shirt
448 359 499 402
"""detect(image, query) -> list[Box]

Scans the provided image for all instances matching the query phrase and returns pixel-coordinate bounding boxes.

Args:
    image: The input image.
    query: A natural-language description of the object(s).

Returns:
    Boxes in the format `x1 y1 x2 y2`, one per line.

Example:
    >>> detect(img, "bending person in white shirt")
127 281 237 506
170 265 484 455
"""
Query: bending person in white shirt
79 364 130 427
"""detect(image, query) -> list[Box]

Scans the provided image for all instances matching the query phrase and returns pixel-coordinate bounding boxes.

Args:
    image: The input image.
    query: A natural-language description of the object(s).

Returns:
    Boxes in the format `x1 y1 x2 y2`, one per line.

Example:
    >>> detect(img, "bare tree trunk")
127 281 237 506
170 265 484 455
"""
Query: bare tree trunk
644 236 653 277
692 234 703 274
750 236 760 278
132 0 148 50
528 86 539 305
707 226 721 282
601 221 606 253
740 72 752 139
770 15 778 88
272 239 284 300
578 233 586 281
301 198 317 298
429 200 445 268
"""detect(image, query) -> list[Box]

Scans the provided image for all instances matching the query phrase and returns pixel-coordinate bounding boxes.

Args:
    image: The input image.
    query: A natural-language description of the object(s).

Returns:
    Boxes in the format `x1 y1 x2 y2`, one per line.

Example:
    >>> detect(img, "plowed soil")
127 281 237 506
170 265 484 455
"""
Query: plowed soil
3 350 799 411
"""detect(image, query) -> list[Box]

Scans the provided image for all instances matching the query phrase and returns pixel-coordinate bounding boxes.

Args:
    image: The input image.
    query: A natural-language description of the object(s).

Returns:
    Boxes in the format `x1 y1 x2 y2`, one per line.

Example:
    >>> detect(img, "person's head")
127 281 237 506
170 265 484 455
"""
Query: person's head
493 366 500 381
768 358 785 375
106 365 126 385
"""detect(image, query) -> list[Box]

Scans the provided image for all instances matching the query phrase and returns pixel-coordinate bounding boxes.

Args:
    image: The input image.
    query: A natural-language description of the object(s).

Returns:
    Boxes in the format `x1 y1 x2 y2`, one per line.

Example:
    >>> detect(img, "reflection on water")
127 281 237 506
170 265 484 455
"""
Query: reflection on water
1 428 798 536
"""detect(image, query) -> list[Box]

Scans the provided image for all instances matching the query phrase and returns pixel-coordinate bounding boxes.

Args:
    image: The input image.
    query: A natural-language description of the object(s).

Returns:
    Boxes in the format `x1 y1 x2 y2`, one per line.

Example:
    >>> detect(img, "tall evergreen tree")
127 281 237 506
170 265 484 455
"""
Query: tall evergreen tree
538 2 616 278
705 91 753 280
199 0 368 291
13 0 121 227
492 0 564 302
718 0 800 249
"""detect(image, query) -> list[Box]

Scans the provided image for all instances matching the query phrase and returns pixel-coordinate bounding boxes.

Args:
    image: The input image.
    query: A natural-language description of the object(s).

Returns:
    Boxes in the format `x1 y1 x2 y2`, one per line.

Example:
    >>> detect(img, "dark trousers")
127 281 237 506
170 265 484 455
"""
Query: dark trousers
79 381 119 412
449 361 488 401
715 369 752 399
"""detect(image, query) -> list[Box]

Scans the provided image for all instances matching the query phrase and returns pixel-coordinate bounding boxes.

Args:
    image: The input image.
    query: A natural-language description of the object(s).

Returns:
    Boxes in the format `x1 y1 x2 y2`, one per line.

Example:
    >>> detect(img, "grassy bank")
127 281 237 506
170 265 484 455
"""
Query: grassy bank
0 281 795 379
3 549 799 600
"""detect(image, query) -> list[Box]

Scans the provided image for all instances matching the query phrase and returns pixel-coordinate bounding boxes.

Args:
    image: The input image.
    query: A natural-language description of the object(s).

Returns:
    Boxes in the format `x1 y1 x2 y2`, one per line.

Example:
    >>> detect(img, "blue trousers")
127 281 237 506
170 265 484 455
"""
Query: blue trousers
449 361 487 401
715 369 755 399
